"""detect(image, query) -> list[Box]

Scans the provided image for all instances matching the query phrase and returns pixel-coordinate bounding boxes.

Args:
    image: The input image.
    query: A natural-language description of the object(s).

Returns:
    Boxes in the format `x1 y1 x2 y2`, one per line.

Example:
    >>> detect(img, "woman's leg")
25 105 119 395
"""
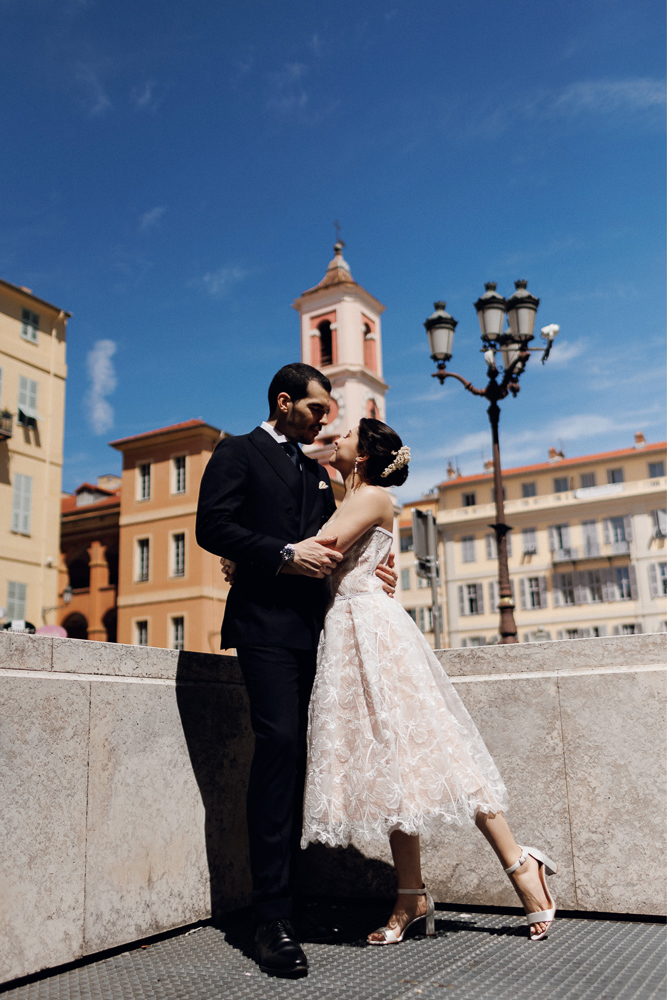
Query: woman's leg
367 831 428 942
475 811 551 937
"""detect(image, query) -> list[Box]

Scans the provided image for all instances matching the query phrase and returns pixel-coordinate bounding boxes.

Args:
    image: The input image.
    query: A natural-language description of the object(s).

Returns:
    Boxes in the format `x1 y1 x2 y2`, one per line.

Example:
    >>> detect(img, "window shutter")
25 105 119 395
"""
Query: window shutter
561 524 571 549
574 571 588 605
12 474 32 534
649 564 659 598
488 579 497 610
557 629 564 640
612 625 620 635
548 526 557 551
458 585 465 616
602 519 612 544
476 583 485 615
601 567 615 602
628 565 638 600
654 509 667 536
539 577 548 609
597 625 607 636
506 532 512 557
635 622 643 633
485 534 495 559
581 628 592 638
623 515 633 542
519 578 527 610
552 573 563 606
21 475 32 534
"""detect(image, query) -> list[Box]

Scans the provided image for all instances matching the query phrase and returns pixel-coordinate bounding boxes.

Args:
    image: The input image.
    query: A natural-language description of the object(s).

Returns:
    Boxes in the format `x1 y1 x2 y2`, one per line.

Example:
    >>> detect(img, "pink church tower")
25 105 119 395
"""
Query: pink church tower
292 242 388 478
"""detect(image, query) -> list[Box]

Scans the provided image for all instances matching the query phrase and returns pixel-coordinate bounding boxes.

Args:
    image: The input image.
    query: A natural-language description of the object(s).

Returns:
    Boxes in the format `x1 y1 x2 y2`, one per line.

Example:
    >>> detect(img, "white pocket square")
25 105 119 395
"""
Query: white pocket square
318 481 328 489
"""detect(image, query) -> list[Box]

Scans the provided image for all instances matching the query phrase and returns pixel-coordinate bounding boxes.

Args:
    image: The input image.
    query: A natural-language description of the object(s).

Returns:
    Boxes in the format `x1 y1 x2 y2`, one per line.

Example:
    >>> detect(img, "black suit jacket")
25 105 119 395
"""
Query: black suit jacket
196 426 337 650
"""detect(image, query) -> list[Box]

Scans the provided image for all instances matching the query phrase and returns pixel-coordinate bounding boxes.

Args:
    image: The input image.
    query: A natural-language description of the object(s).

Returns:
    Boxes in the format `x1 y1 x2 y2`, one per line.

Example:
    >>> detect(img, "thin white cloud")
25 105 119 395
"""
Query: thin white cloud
551 78 665 117
267 63 309 115
75 63 111 116
139 206 165 231
198 266 249 298
85 340 117 434
131 80 157 110
545 339 584 365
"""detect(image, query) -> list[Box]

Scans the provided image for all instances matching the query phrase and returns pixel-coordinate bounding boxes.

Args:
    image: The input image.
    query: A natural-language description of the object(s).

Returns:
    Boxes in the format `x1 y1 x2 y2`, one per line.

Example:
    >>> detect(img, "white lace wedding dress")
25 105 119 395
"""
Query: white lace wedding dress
301 526 508 848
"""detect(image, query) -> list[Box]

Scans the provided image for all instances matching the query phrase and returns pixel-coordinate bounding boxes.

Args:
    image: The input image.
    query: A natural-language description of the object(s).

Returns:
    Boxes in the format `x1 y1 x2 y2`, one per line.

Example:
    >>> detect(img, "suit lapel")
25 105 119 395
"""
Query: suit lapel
299 456 321 537
249 427 303 500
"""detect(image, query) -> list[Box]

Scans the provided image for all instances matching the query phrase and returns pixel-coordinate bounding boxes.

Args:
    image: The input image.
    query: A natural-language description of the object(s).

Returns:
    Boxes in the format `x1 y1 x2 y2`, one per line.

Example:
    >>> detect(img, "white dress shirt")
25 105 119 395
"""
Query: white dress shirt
260 421 301 454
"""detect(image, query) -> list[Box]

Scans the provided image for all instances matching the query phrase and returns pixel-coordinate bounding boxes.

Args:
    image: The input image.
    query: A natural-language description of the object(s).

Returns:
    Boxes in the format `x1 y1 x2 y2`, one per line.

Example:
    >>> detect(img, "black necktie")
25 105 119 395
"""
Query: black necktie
281 441 301 471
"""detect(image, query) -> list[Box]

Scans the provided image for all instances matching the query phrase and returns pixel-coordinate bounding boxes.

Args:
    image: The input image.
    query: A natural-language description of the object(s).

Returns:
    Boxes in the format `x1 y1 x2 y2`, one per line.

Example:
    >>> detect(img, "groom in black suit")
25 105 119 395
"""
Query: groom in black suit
196 363 348 977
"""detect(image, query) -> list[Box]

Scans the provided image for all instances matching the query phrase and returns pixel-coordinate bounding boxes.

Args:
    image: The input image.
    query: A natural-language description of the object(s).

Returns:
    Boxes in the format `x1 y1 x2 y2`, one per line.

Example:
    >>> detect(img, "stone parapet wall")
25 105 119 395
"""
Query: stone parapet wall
1 632 665 983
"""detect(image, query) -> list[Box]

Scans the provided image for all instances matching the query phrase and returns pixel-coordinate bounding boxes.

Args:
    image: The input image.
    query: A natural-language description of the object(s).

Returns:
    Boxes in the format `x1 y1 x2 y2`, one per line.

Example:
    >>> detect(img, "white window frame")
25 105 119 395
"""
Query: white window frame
21 308 39 344
136 537 150 582
135 619 149 646
11 473 33 534
137 463 151 501
171 615 185 651
172 455 187 495
171 532 186 578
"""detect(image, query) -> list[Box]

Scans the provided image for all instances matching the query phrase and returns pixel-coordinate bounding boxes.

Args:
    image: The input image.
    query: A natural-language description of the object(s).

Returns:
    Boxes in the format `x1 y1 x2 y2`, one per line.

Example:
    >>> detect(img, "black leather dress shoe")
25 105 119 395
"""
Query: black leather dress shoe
255 919 308 978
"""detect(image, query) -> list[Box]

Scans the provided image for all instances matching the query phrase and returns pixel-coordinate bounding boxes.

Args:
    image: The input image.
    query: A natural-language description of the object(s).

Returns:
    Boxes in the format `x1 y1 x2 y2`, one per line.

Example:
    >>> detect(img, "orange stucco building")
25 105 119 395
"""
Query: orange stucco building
107 419 229 654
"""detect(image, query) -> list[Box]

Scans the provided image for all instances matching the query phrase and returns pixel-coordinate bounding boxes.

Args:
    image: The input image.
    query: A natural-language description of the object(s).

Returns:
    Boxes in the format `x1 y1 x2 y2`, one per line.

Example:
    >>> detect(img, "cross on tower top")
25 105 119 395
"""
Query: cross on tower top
334 219 345 247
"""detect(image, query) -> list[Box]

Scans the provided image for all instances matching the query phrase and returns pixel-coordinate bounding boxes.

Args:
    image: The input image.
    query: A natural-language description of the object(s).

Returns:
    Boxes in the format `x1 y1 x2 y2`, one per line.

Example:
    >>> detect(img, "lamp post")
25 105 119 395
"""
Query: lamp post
425 282 558 644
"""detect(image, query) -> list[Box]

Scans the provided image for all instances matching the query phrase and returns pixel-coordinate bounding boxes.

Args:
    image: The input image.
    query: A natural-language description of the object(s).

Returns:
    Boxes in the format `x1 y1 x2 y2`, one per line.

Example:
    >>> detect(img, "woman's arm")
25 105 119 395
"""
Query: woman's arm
322 488 394 554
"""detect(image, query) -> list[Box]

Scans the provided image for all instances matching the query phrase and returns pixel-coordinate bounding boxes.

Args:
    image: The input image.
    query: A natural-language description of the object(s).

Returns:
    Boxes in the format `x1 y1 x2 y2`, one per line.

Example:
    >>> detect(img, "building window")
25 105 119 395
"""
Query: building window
11 473 32 534
490 487 506 502
17 375 39 425
173 533 185 577
522 482 537 498
582 520 599 557
417 574 429 589
462 492 476 507
7 581 27 620
462 536 476 563
559 572 576 605
651 509 667 538
318 320 333 366
609 516 626 543
622 624 636 635
607 468 624 484
486 532 511 559
137 539 150 582
407 608 418 624
138 463 151 500
528 577 541 608
172 617 184 651
173 456 186 494
459 583 484 616
580 472 596 488
401 569 411 591
649 461 665 478
21 308 39 343
400 532 413 553
587 570 604 603
549 524 571 553
616 567 631 600
136 621 148 646
553 476 569 493
659 564 667 596
522 528 537 555
466 636 487 647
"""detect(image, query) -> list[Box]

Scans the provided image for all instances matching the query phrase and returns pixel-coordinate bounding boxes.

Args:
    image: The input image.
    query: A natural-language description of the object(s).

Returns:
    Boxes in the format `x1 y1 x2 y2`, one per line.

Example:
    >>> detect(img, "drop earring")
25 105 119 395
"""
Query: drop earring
353 459 359 487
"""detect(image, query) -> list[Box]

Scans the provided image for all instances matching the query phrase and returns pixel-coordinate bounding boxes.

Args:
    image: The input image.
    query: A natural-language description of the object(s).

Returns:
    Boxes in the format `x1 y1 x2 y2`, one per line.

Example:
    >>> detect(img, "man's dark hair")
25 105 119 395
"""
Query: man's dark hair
268 363 331 415
358 417 409 487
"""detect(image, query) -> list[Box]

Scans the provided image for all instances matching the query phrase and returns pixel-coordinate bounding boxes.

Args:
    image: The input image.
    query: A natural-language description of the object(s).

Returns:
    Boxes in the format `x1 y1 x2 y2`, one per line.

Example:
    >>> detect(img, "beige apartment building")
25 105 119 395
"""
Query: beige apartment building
399 435 667 647
0 278 69 628
110 419 230 654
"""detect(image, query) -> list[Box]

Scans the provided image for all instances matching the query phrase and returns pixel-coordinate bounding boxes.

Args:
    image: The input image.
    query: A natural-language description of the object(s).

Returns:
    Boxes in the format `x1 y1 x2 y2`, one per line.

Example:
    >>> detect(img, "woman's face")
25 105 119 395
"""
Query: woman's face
331 426 360 472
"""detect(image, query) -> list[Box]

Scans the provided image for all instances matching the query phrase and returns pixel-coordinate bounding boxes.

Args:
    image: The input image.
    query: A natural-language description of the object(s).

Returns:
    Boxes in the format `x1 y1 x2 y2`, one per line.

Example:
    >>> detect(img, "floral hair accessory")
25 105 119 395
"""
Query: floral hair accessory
380 445 411 478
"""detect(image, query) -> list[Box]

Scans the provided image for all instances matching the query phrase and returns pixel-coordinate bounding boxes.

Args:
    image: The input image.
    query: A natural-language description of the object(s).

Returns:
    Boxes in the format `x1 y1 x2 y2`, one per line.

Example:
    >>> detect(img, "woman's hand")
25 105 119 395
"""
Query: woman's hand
375 552 397 597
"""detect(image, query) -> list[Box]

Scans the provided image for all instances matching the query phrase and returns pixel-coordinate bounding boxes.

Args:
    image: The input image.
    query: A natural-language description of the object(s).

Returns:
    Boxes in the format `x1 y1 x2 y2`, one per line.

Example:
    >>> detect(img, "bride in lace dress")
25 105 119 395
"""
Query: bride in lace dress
301 418 558 945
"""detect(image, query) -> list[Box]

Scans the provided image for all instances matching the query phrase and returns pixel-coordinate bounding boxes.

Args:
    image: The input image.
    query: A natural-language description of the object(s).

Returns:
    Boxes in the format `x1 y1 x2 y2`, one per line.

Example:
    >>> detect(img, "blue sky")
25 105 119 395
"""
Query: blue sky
1 0 664 501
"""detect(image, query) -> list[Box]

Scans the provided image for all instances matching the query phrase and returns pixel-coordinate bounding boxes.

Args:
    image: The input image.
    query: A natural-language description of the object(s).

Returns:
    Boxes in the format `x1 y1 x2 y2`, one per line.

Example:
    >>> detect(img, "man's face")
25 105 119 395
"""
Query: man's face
283 380 330 445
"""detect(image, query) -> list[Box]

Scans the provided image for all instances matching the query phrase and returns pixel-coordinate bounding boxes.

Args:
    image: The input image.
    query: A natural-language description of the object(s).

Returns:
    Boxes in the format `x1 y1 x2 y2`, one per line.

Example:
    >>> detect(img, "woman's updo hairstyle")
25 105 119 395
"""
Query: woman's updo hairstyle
358 418 410 488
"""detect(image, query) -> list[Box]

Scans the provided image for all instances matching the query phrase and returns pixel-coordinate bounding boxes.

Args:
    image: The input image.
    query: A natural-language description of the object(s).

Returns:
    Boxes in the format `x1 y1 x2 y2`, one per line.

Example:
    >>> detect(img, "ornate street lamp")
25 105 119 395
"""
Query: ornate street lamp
425 281 558 644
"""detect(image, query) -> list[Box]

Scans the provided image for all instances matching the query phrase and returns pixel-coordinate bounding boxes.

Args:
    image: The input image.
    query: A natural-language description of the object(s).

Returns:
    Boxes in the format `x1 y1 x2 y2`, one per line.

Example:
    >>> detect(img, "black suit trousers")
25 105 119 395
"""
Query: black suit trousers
237 644 317 922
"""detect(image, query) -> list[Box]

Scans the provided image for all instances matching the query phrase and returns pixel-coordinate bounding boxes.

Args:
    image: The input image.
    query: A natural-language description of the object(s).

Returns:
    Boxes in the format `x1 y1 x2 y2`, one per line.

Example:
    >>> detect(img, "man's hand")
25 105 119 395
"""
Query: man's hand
375 552 397 597
282 535 344 578
219 557 236 585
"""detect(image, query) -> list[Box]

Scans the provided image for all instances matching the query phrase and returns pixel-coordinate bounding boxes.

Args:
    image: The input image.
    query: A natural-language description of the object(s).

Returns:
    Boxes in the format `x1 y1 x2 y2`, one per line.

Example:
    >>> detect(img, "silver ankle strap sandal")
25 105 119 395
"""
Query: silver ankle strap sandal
504 846 558 941
367 886 436 945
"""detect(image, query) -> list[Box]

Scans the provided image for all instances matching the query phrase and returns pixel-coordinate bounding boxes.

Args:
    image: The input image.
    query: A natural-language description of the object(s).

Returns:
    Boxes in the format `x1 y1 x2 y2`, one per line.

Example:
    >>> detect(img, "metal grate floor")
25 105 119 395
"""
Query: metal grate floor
3 903 665 1000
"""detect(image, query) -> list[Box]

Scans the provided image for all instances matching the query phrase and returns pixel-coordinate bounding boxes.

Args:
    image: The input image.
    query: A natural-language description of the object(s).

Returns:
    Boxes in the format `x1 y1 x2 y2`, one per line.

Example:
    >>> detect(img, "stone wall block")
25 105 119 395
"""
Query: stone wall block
83 681 212 954
0 675 89 982
53 637 180 680
0 630 53 671
559 668 667 914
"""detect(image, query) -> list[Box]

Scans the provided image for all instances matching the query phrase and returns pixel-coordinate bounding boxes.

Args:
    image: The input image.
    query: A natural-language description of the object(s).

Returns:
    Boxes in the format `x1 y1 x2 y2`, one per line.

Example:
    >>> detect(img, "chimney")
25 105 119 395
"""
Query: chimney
634 431 646 449
446 462 457 480
484 460 494 471
548 447 565 462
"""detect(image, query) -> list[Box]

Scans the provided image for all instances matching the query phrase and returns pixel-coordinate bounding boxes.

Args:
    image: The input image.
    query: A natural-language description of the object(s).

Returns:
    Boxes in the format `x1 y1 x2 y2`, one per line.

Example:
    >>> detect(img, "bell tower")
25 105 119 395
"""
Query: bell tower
292 242 388 475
